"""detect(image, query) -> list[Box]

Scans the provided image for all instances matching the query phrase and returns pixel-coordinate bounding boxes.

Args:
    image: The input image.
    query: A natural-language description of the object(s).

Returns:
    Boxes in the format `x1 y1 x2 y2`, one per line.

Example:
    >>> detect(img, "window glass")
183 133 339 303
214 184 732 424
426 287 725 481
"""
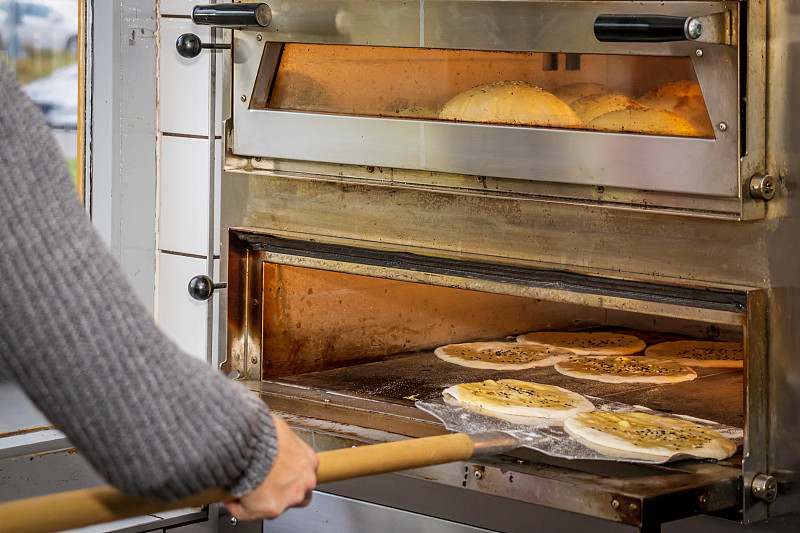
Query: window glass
254 44 713 138
0 0 80 183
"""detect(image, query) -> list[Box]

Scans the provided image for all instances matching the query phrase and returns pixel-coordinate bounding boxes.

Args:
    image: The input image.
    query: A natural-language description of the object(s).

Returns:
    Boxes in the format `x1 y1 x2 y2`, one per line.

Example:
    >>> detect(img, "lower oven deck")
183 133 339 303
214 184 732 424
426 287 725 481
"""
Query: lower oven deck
275 345 743 438
244 329 745 529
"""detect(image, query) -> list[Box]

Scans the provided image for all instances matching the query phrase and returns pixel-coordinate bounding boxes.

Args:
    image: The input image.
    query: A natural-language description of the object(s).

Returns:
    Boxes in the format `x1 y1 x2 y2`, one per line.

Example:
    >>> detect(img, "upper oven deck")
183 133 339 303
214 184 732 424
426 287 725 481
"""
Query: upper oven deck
223 0 765 218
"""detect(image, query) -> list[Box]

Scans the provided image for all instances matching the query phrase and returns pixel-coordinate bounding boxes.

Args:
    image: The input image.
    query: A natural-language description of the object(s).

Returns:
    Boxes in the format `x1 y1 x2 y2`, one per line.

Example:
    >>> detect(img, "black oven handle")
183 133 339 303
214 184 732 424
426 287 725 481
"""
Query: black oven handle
191 3 272 28
594 14 703 42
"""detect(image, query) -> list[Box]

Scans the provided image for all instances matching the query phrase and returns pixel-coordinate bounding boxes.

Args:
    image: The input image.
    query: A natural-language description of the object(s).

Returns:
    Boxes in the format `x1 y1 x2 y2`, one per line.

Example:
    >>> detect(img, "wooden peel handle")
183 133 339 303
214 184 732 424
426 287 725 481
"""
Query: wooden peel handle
316 432 475 484
0 433 476 533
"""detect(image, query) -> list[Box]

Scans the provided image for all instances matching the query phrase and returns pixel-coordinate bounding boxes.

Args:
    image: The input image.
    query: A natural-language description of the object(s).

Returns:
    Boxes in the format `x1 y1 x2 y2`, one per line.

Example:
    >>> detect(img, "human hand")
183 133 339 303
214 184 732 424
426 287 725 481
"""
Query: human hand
224 414 319 520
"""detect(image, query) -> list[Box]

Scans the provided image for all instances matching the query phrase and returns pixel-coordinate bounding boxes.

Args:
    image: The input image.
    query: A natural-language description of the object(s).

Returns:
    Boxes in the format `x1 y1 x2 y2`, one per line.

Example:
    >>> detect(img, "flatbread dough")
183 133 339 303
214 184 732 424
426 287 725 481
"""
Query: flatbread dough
564 411 737 460
516 331 646 356
554 356 697 384
434 342 572 370
443 379 594 424
645 341 743 368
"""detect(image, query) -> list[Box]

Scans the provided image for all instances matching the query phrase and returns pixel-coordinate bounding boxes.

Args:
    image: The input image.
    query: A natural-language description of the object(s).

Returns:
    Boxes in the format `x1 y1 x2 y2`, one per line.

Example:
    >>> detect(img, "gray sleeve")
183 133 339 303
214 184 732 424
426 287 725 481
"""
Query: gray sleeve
0 63 278 501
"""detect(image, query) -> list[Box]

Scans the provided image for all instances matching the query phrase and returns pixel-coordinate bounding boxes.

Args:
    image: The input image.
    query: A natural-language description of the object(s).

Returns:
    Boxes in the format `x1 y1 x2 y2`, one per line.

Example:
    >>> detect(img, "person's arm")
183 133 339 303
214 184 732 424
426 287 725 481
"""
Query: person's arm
0 62 316 514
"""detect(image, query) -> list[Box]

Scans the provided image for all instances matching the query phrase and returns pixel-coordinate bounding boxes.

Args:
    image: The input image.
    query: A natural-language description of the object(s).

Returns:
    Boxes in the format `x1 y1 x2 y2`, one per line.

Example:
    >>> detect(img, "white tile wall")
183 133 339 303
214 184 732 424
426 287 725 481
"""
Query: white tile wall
158 252 210 361
159 135 213 256
213 138 222 255
160 0 206 16
159 17 212 136
158 8 226 364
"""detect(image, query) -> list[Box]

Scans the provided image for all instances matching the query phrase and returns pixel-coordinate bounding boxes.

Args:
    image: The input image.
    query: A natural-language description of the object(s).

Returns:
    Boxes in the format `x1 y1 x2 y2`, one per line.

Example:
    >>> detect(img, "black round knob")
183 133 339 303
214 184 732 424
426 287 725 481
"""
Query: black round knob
188 275 215 301
176 33 202 59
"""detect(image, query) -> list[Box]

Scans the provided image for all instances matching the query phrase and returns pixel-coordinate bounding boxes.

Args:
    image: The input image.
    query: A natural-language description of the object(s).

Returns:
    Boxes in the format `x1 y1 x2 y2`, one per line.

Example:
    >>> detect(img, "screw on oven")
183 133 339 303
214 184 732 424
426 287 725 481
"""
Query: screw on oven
749 174 776 201
751 473 778 502
695 49 703 57
240 95 247 102
718 122 728 131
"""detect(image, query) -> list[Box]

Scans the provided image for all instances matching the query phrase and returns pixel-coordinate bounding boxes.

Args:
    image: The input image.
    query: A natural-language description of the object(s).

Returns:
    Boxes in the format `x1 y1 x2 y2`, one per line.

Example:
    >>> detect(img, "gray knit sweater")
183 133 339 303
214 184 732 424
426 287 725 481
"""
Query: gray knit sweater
0 63 278 501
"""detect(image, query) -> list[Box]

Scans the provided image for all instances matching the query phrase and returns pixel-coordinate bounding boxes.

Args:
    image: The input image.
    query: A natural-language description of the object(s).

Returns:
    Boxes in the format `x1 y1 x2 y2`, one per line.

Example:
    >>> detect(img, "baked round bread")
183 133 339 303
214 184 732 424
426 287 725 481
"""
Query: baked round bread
434 341 572 370
588 108 698 137
644 340 743 368
439 81 581 128
443 379 595 424
552 82 613 105
639 80 714 137
572 93 645 125
564 411 738 460
516 331 646 356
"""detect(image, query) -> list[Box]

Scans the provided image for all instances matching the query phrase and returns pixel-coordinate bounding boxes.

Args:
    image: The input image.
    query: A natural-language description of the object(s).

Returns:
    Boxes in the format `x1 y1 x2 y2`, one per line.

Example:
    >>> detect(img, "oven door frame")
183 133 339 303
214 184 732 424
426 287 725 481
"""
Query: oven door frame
230 1 743 200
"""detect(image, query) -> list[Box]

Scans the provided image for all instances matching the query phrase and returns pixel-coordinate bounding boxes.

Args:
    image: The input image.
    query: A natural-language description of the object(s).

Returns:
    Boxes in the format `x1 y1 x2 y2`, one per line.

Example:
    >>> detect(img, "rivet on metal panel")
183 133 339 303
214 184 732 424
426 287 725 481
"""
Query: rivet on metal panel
250 357 258 365
252 299 259 306
611 499 620 509
629 503 638 512
474 470 483 479
515 459 525 464
695 49 703 57
718 122 728 131
256 34 263 41
240 95 247 102
230 517 238 526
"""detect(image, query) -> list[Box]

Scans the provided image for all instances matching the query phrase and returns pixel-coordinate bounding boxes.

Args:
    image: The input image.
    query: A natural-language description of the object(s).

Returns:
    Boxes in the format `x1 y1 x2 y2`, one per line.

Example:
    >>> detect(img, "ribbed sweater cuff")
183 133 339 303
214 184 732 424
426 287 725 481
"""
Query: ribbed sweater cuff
228 398 279 498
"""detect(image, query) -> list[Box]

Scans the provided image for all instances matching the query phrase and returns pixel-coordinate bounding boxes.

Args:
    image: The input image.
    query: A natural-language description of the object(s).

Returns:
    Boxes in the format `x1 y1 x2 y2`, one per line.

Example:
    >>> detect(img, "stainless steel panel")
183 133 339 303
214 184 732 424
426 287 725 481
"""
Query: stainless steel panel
252 0 737 54
761 0 800 522
264 491 496 533
220 170 769 289
422 1 737 54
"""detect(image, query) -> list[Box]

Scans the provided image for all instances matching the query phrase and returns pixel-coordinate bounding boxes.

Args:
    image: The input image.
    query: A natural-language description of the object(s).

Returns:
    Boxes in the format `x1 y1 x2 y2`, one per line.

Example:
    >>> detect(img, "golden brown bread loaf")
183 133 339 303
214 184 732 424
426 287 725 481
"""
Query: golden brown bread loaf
588 108 698 136
439 81 581 128
552 82 613 105
639 81 714 137
571 93 644 124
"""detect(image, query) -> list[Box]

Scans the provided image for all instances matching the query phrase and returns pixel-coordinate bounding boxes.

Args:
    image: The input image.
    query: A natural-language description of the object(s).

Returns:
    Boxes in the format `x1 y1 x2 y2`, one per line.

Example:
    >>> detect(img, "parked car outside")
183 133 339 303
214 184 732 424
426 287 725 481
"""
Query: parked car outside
22 62 77 130
0 0 78 56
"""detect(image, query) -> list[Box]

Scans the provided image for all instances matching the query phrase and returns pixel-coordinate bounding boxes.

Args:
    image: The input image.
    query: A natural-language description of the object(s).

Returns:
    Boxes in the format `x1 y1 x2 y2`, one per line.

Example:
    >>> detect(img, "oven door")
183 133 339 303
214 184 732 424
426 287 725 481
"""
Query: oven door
228 1 745 208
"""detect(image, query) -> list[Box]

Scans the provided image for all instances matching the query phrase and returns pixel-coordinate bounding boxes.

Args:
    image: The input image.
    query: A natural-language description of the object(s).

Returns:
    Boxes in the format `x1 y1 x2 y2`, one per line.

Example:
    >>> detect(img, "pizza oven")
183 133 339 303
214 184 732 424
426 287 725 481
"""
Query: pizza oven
184 0 800 529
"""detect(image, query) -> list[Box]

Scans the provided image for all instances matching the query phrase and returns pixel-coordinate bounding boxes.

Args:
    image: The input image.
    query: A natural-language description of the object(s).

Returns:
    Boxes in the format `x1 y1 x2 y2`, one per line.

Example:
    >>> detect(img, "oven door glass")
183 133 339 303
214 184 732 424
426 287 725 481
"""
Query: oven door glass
255 45 714 138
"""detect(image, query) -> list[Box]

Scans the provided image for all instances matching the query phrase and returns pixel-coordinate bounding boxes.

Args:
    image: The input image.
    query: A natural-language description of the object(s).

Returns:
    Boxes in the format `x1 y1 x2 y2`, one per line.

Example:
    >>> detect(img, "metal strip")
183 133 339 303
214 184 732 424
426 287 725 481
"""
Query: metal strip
742 289 768 522
239 233 748 316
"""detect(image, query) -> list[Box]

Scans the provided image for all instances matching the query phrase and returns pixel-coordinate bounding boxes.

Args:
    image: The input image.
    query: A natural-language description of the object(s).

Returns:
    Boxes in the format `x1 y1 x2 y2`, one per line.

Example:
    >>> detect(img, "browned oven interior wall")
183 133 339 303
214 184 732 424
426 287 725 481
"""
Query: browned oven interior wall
260 263 742 377
263 45 700 116
261 263 607 376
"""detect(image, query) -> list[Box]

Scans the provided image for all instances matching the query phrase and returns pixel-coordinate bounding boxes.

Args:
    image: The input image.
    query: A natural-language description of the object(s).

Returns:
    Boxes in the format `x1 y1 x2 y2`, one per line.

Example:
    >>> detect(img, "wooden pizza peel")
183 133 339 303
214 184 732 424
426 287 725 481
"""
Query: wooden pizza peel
0 431 519 533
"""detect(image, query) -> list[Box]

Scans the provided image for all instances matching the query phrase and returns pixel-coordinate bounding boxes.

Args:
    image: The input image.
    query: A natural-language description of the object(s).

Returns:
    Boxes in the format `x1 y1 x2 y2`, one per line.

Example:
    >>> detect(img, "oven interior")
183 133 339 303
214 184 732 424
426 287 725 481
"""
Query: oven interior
252 44 714 138
226 232 751 527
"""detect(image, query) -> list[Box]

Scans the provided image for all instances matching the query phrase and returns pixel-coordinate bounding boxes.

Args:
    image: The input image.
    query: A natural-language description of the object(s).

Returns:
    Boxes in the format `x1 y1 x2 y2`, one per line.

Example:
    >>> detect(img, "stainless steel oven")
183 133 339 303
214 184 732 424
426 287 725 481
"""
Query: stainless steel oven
183 0 800 528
